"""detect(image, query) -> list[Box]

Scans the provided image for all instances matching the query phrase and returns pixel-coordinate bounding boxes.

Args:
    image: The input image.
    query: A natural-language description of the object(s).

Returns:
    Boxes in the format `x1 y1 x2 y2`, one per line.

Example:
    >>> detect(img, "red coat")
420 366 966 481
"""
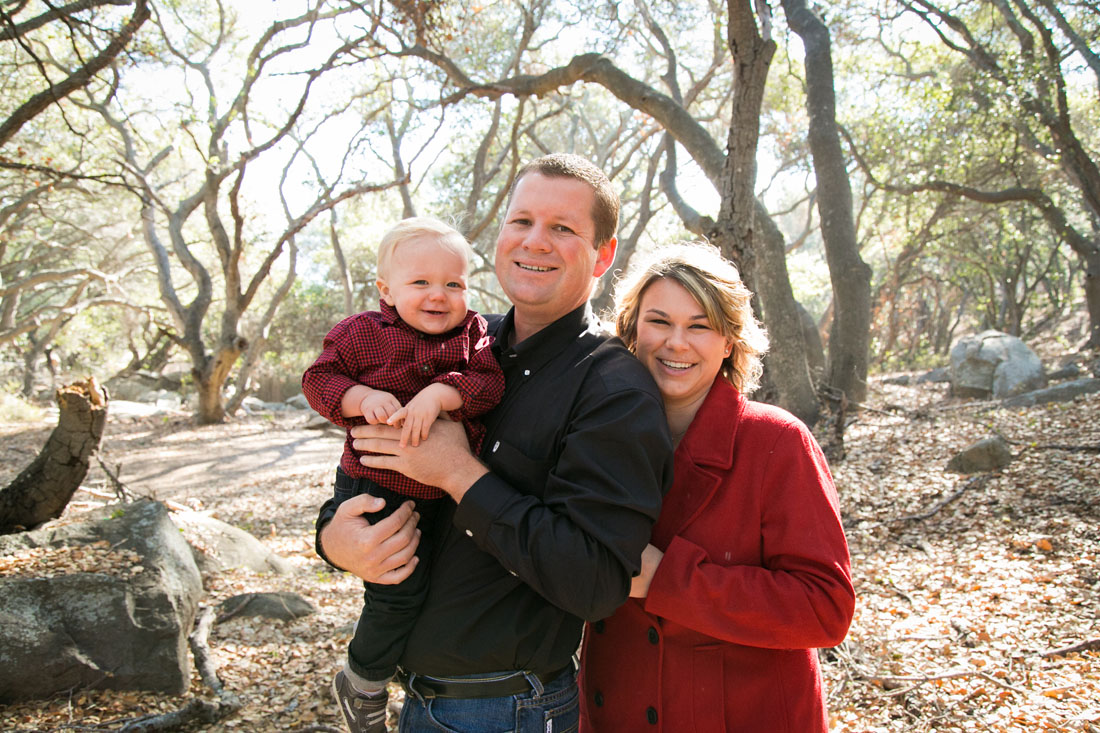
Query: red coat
579 377 854 733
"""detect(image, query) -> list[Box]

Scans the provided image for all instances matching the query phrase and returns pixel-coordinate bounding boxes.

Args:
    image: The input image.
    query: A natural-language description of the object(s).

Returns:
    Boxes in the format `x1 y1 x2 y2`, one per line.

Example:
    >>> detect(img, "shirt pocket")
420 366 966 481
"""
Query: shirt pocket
484 437 555 495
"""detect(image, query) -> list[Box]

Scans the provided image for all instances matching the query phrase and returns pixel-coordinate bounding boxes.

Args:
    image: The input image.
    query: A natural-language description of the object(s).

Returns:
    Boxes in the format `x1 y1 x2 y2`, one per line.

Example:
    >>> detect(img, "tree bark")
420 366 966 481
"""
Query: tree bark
0 378 108 534
781 0 871 404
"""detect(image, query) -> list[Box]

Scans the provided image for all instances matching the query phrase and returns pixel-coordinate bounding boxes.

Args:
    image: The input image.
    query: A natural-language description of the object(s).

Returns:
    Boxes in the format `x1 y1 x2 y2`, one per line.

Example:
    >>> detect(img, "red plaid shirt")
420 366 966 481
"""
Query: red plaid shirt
302 302 505 498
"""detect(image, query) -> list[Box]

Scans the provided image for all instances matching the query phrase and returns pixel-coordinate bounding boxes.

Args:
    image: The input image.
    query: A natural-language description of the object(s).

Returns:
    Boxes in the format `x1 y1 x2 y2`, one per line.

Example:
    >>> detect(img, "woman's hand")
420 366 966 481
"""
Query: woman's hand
629 543 665 598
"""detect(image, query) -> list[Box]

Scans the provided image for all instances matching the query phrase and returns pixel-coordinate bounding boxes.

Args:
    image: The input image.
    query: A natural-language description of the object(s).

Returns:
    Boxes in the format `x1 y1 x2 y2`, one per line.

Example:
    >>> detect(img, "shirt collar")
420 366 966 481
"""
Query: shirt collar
492 302 604 371
378 301 402 325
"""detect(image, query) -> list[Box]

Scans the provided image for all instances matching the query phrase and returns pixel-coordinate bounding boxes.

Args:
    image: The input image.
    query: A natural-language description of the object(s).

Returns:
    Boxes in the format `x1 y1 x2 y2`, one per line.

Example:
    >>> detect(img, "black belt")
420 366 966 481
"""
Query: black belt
397 664 573 699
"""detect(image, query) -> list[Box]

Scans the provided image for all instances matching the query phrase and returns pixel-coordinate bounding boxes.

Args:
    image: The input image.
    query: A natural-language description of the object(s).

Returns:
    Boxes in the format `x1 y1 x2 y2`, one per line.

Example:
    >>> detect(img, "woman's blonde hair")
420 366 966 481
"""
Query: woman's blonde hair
612 241 769 393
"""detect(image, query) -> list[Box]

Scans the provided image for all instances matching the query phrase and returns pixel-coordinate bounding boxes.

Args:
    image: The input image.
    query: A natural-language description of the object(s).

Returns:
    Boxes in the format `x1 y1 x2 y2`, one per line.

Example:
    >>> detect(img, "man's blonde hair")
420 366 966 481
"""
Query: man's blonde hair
613 241 770 394
377 217 473 279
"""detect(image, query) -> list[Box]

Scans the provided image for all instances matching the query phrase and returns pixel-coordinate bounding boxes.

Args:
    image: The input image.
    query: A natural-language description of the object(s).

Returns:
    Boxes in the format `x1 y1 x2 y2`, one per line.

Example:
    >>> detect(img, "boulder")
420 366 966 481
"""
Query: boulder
917 366 952 384
1045 361 1081 382
284 393 310 410
217 592 316 622
1002 378 1100 408
172 510 294 576
946 436 1014 474
0 500 202 702
949 331 1045 398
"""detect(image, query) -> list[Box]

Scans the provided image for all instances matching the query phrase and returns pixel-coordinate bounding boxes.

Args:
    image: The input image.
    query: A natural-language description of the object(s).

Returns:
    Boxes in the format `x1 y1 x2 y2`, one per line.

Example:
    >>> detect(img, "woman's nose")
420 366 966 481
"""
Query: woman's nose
666 327 688 348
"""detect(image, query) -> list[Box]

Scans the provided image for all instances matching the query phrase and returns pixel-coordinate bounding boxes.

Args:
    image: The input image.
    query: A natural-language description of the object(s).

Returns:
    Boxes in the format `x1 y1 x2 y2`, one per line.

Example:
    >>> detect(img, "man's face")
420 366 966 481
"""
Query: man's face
495 172 616 334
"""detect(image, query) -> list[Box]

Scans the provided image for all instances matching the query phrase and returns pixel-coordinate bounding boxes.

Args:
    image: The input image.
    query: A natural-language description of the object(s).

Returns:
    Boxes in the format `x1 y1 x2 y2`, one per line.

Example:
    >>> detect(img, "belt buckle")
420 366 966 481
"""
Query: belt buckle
397 667 435 701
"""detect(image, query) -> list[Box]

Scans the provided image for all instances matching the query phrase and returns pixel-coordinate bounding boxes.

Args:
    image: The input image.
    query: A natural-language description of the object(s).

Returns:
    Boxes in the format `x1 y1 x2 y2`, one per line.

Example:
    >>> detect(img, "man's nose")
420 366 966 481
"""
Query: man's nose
521 225 552 252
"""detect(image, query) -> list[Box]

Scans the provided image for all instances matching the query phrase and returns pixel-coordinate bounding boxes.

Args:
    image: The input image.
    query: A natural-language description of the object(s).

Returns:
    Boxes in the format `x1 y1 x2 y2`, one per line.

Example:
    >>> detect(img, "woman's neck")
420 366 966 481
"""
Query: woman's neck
665 394 707 447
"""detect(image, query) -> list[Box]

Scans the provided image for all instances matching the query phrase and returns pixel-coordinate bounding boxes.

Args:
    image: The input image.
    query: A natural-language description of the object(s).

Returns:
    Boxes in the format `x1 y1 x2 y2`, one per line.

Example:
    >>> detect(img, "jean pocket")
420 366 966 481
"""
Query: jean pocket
517 680 579 733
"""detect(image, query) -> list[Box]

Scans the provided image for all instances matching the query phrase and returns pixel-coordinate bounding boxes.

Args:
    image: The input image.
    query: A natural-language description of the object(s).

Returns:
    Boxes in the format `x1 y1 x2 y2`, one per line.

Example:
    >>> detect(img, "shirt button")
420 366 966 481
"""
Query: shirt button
592 620 605 634
465 529 473 537
647 707 658 724
492 441 500 452
594 691 604 707
648 626 659 645
523 369 530 376
419 364 431 374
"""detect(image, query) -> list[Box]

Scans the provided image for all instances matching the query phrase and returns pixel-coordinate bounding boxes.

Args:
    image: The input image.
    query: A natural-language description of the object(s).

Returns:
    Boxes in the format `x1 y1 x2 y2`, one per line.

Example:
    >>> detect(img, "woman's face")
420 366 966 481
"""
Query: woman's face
634 277 731 413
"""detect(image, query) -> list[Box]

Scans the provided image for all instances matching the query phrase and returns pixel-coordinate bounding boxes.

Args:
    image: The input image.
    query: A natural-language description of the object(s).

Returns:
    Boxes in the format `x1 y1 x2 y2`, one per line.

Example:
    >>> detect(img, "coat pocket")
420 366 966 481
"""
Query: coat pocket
691 644 726 732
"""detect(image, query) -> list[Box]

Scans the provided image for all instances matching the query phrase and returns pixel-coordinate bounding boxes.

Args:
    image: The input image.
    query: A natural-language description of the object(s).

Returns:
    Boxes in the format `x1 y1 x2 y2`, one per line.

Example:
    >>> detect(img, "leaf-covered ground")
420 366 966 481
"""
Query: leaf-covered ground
1 377 1097 732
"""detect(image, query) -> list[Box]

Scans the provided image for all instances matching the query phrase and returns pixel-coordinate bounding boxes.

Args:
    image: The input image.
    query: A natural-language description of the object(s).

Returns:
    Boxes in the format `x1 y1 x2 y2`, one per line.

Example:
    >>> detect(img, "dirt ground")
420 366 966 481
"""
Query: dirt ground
1 378 1098 732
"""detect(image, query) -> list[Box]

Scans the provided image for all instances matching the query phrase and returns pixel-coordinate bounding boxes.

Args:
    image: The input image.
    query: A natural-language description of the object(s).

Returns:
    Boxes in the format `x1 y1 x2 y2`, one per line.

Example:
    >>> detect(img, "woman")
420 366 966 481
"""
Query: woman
580 243 855 732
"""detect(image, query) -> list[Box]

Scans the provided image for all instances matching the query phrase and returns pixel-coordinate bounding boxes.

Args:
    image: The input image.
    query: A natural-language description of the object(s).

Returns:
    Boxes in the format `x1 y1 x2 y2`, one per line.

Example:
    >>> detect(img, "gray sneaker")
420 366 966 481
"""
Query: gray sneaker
331 670 388 733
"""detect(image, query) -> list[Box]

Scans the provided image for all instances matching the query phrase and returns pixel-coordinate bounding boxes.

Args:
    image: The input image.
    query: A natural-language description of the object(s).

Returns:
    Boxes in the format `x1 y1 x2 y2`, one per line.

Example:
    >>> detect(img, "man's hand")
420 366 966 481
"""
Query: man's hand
629 543 665 598
351 419 488 502
318 493 421 584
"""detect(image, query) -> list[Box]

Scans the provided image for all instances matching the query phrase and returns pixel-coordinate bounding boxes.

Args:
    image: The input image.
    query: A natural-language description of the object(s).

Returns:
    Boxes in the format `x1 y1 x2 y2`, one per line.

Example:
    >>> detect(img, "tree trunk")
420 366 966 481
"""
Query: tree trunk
1084 247 1100 349
194 337 246 425
754 207 821 426
710 1 818 428
781 0 871 405
0 378 108 534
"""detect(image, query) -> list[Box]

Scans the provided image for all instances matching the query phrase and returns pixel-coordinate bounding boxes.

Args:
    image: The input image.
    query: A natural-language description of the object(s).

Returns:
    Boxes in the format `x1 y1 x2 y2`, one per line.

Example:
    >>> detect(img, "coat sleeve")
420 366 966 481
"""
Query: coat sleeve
431 314 505 420
300 314 373 429
644 422 855 649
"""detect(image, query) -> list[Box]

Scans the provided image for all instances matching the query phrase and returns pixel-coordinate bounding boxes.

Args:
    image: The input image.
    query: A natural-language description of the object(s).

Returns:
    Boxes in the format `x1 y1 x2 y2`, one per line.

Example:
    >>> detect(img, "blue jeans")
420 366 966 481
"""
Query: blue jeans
398 669 579 733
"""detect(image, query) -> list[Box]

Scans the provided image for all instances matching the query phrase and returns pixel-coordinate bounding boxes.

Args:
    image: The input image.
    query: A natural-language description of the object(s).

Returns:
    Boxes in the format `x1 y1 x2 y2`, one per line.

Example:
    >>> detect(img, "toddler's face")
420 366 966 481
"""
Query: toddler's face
378 235 469 334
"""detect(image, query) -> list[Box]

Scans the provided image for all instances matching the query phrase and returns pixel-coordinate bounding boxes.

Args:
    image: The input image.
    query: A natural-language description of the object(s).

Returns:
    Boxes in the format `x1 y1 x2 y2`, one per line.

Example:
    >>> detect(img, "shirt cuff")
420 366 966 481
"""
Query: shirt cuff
451 471 512 544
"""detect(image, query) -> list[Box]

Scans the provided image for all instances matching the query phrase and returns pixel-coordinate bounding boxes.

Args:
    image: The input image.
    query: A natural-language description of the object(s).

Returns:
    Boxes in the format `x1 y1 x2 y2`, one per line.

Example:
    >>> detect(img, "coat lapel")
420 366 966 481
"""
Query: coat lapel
650 378 744 549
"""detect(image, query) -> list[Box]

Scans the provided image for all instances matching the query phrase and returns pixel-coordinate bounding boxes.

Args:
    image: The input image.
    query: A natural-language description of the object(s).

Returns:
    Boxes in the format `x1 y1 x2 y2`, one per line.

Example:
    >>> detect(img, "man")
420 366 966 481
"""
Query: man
316 154 673 732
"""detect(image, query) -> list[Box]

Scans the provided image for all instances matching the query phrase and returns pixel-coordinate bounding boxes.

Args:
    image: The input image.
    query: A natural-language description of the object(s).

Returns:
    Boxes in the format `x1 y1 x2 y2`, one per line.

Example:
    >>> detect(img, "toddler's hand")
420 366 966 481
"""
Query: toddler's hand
360 391 401 424
387 392 442 448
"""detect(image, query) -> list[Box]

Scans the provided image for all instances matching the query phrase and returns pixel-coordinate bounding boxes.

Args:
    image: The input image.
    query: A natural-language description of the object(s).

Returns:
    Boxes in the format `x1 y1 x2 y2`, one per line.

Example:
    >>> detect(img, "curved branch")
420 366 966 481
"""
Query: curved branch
403 47 728 184
0 0 150 147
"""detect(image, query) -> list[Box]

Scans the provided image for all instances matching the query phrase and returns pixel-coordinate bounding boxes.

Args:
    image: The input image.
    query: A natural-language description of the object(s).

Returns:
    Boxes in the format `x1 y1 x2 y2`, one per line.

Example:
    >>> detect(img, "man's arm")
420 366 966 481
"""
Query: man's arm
351 419 486 503
352 386 672 620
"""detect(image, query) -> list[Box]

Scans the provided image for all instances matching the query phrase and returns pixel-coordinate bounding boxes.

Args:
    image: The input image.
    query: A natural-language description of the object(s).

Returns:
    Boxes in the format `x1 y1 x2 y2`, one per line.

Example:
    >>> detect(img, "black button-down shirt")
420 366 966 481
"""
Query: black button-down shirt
316 303 673 676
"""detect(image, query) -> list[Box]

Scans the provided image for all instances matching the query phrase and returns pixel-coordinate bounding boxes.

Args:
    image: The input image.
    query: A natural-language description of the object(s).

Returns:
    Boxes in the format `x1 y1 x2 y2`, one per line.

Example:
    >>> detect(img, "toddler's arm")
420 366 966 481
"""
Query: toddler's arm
387 383 462 447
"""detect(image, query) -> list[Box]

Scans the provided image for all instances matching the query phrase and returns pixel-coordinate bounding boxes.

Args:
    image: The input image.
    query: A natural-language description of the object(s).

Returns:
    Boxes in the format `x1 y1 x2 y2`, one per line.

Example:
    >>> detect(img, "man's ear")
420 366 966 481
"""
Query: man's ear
593 236 618 278
376 278 393 305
